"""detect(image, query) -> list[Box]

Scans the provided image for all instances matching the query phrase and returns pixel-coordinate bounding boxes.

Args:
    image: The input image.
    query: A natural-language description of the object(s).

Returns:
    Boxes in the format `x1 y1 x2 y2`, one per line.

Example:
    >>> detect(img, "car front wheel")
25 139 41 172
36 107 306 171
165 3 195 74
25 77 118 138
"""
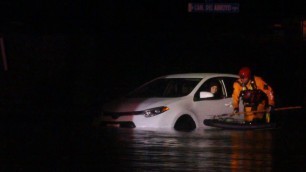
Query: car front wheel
174 115 196 131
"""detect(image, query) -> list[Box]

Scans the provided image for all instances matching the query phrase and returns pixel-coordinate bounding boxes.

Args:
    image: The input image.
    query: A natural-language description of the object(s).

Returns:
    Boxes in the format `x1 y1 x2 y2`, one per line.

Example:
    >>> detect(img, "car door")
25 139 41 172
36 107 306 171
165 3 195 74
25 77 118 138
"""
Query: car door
192 77 237 127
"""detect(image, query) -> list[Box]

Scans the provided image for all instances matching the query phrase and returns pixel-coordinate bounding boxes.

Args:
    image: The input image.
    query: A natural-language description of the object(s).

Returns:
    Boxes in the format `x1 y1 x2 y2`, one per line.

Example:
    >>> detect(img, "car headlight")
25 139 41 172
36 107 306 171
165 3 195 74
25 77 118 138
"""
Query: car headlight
144 106 170 118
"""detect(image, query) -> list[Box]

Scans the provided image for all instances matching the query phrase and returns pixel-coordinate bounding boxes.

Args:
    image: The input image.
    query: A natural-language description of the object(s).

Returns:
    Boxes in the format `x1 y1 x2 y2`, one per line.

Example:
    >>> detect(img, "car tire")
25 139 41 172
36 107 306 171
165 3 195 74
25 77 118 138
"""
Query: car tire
174 115 196 131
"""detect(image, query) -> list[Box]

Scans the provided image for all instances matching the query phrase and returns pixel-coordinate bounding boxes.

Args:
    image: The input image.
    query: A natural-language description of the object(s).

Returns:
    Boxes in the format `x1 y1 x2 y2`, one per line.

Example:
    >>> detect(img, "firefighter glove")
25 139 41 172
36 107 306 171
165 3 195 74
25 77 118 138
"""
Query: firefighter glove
267 105 274 112
233 108 239 114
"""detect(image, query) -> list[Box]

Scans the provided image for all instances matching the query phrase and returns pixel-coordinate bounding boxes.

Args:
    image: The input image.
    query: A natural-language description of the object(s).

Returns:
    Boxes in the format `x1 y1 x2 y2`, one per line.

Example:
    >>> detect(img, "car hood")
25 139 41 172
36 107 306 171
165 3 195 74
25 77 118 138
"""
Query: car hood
103 97 182 112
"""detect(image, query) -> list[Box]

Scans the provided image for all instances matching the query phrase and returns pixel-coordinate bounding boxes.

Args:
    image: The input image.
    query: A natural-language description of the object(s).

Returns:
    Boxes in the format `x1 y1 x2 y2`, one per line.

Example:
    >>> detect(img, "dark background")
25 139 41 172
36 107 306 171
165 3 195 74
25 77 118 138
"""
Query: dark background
0 0 305 127
0 1 305 171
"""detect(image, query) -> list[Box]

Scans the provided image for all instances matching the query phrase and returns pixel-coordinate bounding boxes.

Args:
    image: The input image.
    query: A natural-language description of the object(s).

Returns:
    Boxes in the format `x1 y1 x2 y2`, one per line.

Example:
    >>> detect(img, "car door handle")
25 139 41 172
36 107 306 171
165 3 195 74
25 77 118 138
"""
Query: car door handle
225 102 232 107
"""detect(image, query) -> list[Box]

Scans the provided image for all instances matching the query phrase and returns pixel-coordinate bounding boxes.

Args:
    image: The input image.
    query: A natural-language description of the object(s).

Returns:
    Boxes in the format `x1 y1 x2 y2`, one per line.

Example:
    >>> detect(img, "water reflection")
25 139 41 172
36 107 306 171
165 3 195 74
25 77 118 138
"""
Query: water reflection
229 131 273 171
97 128 276 171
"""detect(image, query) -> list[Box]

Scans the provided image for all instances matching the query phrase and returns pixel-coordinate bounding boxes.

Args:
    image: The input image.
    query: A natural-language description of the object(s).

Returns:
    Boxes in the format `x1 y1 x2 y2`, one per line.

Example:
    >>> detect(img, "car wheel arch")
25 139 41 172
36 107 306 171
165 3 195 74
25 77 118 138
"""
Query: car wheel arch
173 114 197 131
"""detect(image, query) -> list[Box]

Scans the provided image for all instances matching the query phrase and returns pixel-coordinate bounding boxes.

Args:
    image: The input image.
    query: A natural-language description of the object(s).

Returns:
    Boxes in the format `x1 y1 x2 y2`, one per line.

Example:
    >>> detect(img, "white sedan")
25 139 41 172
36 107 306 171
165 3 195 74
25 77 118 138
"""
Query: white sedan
99 73 243 131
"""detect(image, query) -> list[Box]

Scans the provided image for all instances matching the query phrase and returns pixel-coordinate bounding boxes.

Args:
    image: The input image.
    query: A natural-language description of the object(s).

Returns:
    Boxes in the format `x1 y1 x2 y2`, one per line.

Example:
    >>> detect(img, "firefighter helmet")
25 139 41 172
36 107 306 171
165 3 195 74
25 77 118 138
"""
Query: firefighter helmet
239 67 251 79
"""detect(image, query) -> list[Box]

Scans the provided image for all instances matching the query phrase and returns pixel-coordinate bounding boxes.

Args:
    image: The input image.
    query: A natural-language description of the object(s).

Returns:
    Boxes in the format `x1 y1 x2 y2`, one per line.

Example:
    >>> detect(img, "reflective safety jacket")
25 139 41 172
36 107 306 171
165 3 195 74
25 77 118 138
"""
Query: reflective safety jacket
232 76 275 109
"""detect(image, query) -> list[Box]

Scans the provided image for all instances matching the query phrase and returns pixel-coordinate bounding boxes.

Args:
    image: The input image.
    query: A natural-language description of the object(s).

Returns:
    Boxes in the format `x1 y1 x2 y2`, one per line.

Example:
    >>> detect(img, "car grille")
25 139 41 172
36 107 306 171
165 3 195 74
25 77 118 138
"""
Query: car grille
100 121 136 128
103 111 144 119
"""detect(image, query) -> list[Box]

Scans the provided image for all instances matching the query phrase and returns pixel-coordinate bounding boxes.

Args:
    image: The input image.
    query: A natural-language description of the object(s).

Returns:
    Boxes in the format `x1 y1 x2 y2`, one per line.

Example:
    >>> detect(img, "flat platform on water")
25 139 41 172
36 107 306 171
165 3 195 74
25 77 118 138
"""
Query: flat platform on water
204 119 277 130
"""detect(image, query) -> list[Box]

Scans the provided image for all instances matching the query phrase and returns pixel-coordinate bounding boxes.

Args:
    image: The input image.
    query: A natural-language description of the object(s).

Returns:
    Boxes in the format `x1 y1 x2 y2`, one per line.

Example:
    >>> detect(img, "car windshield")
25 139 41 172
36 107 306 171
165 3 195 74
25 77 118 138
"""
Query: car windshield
127 78 202 98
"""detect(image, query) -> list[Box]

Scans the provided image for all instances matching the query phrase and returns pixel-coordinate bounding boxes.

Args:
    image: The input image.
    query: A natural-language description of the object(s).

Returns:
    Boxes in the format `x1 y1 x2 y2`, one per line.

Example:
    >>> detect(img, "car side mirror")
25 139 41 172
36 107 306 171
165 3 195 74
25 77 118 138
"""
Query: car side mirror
200 91 214 98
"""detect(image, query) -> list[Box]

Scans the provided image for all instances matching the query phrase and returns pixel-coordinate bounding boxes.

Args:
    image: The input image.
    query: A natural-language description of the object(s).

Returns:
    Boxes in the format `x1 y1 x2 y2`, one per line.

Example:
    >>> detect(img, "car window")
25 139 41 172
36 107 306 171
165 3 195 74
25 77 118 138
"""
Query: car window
222 77 238 98
194 78 224 101
127 78 201 98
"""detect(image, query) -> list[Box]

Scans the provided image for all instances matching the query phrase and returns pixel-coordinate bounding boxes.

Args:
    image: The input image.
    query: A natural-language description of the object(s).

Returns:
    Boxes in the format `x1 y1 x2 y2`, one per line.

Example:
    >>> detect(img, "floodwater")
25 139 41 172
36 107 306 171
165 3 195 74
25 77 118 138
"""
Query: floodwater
2 110 306 171
85 125 306 172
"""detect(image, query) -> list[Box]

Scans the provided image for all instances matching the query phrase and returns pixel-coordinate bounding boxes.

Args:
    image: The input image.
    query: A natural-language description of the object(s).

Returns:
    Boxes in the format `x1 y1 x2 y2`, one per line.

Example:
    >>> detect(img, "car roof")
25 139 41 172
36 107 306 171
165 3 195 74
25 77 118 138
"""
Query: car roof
161 73 238 79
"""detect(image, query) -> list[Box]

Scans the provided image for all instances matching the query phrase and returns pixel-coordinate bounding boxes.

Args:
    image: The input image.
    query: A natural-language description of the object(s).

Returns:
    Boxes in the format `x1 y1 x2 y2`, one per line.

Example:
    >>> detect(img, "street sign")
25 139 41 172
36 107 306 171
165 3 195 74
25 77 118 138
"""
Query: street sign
188 3 240 13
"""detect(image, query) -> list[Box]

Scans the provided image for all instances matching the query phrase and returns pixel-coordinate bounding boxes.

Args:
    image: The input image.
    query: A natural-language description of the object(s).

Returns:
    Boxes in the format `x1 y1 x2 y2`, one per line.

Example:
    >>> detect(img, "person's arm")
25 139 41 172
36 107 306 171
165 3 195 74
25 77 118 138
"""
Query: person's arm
256 77 275 107
232 81 242 111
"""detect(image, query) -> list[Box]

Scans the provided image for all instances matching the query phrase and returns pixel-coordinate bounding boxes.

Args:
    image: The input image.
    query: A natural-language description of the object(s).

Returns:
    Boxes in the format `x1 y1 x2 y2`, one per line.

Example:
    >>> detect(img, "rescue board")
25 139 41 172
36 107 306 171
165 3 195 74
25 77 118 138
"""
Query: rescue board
204 106 302 130
203 119 277 130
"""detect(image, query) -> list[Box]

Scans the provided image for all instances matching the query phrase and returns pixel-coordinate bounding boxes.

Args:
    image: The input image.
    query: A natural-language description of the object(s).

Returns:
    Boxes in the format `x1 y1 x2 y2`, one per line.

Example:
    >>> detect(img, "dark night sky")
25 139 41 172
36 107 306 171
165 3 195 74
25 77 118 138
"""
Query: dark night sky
0 0 305 116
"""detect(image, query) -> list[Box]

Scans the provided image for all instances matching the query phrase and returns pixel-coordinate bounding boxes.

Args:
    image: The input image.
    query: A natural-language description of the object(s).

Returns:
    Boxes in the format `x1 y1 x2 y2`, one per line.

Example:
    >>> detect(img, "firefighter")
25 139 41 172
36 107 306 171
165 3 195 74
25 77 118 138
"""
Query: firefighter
232 67 275 123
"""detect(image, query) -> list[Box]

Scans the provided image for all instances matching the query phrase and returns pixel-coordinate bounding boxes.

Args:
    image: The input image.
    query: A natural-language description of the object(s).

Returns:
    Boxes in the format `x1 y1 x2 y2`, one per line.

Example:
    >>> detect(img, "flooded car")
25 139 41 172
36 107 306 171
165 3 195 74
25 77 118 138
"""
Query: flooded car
99 73 243 131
